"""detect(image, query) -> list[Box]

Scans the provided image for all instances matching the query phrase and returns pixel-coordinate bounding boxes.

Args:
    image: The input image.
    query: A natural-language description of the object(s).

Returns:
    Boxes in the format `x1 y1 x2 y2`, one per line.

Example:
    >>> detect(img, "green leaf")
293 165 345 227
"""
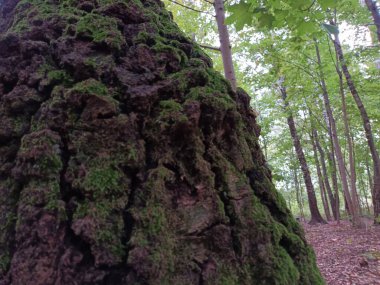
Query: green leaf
321 23 339 35
257 13 275 29
318 0 337 10
226 3 253 31
297 21 317 35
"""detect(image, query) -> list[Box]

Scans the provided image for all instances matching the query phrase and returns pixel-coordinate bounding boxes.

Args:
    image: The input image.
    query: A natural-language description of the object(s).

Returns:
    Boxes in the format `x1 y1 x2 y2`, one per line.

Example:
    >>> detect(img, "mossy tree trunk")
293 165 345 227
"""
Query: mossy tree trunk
0 0 324 284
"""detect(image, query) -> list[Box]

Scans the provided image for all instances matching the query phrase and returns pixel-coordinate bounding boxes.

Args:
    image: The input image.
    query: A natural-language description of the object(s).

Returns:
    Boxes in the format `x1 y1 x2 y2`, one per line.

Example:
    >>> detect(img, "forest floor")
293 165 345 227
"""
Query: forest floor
304 221 380 285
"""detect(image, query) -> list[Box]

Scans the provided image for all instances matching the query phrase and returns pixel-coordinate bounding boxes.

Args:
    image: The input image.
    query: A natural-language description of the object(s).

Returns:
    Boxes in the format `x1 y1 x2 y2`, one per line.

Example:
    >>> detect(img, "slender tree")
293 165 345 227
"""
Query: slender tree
311 127 332 221
279 83 326 224
293 167 306 220
364 0 380 43
314 129 339 220
214 0 237 90
314 40 359 225
330 22 380 224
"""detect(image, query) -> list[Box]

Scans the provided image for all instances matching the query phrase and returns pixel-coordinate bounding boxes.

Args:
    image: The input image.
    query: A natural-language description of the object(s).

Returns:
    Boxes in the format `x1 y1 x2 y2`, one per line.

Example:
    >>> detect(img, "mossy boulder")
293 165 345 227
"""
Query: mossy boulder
0 0 324 284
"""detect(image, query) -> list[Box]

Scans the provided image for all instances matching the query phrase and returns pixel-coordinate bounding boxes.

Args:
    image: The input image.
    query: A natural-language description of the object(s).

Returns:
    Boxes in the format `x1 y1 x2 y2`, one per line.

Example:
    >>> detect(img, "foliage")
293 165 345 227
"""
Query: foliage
165 0 379 218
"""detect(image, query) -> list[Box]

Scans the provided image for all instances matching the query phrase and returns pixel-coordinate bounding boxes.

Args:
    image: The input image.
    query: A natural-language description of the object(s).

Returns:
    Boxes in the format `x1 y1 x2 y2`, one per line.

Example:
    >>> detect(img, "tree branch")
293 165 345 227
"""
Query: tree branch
201 0 214 5
300 0 316 12
199 44 221 52
167 0 215 16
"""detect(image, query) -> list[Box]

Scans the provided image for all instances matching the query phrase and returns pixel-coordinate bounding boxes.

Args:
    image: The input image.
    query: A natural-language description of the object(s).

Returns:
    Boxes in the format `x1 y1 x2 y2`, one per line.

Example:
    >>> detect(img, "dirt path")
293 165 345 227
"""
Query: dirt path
304 221 380 285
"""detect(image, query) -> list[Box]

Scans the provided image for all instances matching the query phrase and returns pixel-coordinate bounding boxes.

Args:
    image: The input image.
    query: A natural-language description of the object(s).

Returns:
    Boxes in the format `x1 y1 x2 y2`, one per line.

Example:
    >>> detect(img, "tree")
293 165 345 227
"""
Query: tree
279 82 326 224
214 0 237 90
329 21 380 224
0 0 323 284
314 40 360 225
364 0 380 43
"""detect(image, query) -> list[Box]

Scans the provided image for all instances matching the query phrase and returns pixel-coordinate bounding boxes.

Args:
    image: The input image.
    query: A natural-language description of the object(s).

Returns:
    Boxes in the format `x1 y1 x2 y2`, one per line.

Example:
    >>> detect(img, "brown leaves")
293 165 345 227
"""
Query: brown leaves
304 221 380 285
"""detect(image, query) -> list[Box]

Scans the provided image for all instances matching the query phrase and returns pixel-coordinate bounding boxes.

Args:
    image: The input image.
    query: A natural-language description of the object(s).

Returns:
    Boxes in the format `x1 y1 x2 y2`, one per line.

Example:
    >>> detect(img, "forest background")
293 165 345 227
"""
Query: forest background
164 0 380 223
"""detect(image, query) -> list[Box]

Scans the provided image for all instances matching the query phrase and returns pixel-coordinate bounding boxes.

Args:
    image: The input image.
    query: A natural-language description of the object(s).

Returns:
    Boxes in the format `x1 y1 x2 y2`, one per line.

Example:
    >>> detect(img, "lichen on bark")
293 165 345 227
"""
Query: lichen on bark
0 0 324 284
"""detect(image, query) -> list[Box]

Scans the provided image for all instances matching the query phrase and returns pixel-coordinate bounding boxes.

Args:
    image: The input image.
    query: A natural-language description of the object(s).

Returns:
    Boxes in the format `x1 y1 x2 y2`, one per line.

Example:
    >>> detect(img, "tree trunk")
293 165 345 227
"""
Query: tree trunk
314 130 338 220
0 0 324 284
365 0 380 43
214 0 237 91
332 30 380 224
321 101 341 222
294 168 305 219
366 155 374 197
279 86 326 224
336 58 361 217
314 40 359 225
311 130 332 221
329 151 341 222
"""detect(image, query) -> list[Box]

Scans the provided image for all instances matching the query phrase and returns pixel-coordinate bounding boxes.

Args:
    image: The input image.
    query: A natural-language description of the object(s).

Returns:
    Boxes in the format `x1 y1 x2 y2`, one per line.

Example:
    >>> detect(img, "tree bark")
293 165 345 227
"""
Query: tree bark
314 130 338 220
311 129 332 221
365 0 380 43
332 30 380 224
329 151 341 222
322 106 340 221
214 0 237 91
314 40 358 225
336 57 362 217
294 167 305 219
280 85 326 224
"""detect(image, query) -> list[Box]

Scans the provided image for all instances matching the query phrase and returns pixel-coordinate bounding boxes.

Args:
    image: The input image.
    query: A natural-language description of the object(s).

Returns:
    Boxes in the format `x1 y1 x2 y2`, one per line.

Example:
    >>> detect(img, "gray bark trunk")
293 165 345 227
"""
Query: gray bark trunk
332 30 380 224
365 0 380 43
280 85 326 224
314 130 338 220
294 167 305 219
337 58 362 217
311 130 332 221
214 0 237 91
314 40 358 224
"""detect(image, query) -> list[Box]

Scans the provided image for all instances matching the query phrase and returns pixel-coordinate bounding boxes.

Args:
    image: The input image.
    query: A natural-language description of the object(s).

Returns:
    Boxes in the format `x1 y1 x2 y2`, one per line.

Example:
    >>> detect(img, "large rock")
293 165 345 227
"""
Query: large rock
0 0 324 284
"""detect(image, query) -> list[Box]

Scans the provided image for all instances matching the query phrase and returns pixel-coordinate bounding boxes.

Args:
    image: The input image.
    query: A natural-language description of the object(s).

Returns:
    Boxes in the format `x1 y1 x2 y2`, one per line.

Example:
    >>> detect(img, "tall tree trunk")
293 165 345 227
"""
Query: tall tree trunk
214 0 237 90
331 29 380 224
314 40 358 225
294 167 305 219
365 0 380 43
314 130 338 220
0 0 325 283
279 85 326 224
366 155 374 197
329 151 341 222
311 130 332 221
359 174 371 214
323 106 341 220
337 58 362 217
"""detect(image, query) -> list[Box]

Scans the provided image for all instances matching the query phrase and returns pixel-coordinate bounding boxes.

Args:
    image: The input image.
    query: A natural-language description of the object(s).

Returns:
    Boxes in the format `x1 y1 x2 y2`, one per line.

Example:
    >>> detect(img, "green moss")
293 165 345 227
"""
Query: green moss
96 218 126 258
141 205 167 236
187 86 234 111
159 99 182 113
9 0 84 33
272 247 300 284
76 13 125 50
84 167 121 197
216 196 227 219
0 253 10 273
18 131 63 177
47 70 73 86
152 41 188 65
71 78 108 96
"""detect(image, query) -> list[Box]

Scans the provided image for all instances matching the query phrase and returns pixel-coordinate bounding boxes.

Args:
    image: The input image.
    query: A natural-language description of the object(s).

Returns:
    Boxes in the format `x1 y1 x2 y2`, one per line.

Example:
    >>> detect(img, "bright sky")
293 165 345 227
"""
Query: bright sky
340 22 374 48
